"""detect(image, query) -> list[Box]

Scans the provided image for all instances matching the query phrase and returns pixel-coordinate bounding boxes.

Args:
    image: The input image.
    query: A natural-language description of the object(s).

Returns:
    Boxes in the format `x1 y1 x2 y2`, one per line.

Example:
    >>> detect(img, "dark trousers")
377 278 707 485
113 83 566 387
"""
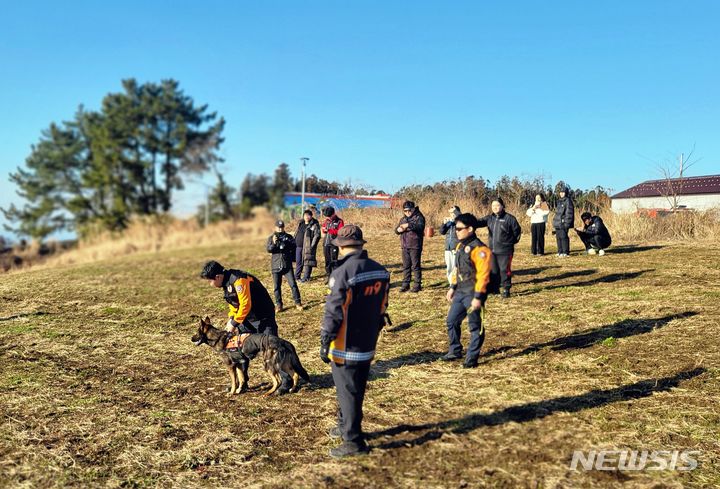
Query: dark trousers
489 253 513 293
401 247 422 288
530 222 546 255
555 227 570 255
294 247 304 278
577 231 611 251
446 292 485 362
331 362 371 446
271 268 301 307
241 316 278 337
324 245 339 276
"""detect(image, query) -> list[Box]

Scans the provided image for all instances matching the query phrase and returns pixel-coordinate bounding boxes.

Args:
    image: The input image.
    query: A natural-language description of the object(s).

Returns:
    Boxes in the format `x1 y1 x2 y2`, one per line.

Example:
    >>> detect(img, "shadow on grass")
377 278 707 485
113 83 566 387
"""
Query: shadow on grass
368 367 705 448
308 350 443 389
521 269 655 295
517 268 597 286
609 244 666 254
513 265 560 276
485 311 697 361
0 311 50 321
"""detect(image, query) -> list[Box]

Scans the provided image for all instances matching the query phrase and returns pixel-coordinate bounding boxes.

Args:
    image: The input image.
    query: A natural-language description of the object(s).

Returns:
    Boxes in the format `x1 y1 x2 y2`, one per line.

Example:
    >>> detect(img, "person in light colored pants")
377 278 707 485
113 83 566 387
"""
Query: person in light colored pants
439 205 461 284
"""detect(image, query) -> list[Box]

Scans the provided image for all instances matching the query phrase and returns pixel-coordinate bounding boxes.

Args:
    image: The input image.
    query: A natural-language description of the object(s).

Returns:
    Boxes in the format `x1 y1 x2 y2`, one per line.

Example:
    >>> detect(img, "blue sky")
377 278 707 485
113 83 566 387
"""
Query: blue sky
1 1 718 237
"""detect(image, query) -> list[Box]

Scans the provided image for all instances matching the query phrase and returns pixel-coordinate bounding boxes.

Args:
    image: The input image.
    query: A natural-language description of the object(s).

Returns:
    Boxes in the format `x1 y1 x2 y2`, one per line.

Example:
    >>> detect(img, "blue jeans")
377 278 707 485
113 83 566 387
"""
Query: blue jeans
446 291 485 362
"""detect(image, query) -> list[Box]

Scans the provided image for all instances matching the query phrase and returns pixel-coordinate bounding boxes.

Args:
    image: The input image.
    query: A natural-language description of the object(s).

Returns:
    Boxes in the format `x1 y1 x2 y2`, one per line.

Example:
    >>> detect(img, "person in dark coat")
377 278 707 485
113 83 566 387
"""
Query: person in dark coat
394 200 425 292
266 220 303 312
476 197 522 298
320 225 390 458
575 212 612 255
321 206 344 284
439 205 462 284
300 210 321 281
552 185 575 257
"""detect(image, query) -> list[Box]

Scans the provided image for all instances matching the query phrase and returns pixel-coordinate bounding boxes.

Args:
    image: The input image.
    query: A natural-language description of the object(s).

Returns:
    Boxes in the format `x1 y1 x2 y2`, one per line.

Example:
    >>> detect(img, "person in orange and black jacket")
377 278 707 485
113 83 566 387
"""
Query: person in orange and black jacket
476 197 522 299
395 200 426 292
441 213 492 369
319 225 390 458
199 260 278 336
321 206 344 284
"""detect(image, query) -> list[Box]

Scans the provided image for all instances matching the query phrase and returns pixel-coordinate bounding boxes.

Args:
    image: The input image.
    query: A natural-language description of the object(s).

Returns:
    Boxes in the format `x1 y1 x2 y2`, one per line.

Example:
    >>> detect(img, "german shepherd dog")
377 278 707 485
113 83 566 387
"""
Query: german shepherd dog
191 317 310 396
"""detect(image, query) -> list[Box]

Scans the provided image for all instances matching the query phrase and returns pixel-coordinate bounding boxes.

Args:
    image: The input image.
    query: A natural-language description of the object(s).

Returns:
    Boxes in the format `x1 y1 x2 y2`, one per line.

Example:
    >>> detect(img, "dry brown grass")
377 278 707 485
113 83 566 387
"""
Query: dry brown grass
1 229 718 488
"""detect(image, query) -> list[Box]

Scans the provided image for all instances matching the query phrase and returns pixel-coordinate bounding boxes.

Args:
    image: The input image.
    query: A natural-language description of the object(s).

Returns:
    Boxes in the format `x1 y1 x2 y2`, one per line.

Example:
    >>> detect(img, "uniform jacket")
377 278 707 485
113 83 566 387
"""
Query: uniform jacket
222 269 275 327
395 207 426 249
302 218 321 267
321 215 344 247
450 235 492 300
266 232 297 272
477 210 522 255
321 250 390 366
553 196 575 230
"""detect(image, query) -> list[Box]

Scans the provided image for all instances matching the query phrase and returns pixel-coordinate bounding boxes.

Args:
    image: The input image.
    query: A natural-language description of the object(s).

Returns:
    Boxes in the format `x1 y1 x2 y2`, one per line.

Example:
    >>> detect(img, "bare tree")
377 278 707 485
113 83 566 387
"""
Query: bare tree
645 145 702 210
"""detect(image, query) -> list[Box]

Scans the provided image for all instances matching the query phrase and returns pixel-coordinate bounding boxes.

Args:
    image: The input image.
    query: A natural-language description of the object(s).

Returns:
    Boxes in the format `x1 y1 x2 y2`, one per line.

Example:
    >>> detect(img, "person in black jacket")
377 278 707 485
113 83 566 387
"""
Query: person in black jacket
476 198 522 298
320 225 390 458
395 200 426 292
439 205 461 284
266 220 303 312
199 260 278 336
552 185 575 257
575 212 612 255
297 209 321 282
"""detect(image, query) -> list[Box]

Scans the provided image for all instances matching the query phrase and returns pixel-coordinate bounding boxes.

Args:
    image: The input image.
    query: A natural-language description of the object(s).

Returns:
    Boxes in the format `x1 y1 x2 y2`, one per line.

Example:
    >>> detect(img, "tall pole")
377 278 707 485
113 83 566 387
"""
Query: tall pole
204 186 209 228
300 157 309 211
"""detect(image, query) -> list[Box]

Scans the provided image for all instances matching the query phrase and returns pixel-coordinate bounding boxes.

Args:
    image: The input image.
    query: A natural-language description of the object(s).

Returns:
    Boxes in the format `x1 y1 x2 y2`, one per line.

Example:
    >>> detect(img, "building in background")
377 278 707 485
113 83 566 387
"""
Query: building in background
611 175 720 214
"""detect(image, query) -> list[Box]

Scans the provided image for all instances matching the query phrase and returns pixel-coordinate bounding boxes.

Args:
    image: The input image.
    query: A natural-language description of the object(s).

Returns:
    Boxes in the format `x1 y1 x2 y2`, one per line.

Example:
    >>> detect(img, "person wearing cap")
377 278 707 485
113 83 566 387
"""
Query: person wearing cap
440 205 462 284
395 200 426 292
320 224 390 458
476 197 522 299
552 183 575 257
267 220 303 312
575 212 612 255
442 213 492 368
321 206 345 284
199 260 279 336
294 209 322 282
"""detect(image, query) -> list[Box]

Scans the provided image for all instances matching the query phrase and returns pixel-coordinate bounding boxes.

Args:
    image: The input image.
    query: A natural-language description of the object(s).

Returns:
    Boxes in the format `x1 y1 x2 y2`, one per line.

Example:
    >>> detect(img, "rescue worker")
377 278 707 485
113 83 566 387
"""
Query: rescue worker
266 220 303 312
575 211 612 255
441 213 492 368
320 225 390 458
476 197 522 298
395 200 426 292
321 206 344 284
199 260 279 336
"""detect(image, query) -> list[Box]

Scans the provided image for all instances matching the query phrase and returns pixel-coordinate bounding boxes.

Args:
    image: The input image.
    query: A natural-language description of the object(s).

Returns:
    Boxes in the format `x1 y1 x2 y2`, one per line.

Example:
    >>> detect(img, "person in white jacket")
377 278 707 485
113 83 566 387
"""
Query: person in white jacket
526 193 550 255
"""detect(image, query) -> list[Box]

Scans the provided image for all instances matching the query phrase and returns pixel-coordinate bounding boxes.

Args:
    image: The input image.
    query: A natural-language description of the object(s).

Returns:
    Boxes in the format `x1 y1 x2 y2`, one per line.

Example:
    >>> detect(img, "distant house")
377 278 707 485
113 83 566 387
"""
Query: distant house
611 174 720 213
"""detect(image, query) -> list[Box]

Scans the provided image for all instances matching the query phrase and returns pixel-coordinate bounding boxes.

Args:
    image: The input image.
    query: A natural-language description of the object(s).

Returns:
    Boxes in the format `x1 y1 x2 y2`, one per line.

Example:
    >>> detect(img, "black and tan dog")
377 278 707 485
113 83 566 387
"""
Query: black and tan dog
191 316 309 396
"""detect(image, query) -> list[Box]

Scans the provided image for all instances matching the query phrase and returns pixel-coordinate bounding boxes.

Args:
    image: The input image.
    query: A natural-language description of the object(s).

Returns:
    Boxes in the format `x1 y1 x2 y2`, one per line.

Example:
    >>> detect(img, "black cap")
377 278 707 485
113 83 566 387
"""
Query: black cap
402 200 415 211
275 220 285 228
200 260 224 279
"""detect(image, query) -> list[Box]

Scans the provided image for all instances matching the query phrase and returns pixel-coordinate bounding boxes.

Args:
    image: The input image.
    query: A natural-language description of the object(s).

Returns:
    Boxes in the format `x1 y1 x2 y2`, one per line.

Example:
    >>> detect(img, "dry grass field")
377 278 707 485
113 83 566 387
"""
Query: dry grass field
1 230 719 488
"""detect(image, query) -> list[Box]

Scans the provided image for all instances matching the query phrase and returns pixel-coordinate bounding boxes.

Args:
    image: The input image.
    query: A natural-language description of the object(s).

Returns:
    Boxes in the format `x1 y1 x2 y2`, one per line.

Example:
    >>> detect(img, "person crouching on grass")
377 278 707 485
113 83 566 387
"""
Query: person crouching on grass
441 213 491 369
575 212 612 255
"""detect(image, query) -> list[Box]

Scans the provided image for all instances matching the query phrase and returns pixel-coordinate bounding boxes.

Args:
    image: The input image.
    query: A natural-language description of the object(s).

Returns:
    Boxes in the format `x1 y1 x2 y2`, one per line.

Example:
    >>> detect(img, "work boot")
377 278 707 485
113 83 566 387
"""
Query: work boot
441 352 462 361
399 284 410 293
410 285 421 293
463 358 478 369
329 441 369 458
328 426 342 439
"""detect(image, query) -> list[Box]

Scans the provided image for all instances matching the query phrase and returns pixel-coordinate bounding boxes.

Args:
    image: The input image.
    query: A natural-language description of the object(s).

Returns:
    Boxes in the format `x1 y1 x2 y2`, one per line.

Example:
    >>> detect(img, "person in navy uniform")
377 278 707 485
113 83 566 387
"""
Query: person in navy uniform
320 225 390 458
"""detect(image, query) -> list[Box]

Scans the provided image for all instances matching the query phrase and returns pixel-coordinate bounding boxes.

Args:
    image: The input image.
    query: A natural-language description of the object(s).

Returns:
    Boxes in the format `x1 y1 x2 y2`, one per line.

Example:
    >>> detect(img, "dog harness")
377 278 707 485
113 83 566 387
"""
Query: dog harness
225 333 251 352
